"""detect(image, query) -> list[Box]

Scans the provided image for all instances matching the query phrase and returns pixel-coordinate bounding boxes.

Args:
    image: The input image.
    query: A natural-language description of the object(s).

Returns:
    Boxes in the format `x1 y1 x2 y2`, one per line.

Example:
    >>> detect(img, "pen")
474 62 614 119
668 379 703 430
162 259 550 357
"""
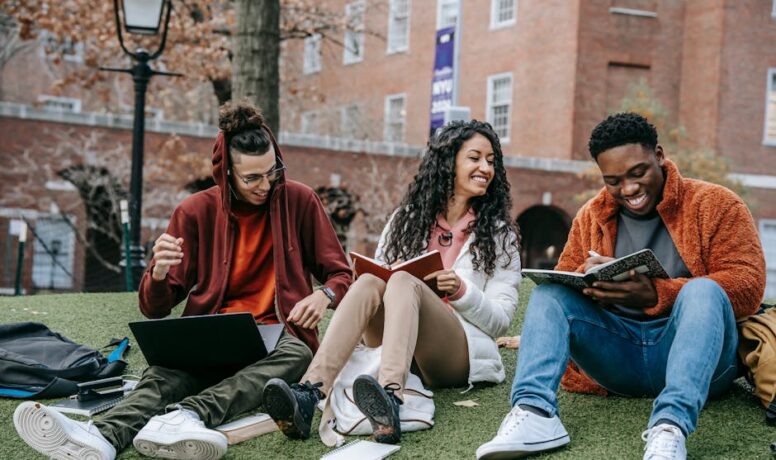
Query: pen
588 250 602 258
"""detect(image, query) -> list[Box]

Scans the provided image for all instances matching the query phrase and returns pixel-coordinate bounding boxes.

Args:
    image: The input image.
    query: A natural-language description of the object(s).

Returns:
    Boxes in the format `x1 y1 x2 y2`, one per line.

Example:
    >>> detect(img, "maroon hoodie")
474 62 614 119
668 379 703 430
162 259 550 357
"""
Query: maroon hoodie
138 130 352 351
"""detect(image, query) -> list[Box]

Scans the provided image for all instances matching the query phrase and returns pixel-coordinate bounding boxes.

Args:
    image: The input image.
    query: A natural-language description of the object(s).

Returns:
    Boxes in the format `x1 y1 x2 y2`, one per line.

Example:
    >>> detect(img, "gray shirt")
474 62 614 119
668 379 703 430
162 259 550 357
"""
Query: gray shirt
610 210 691 319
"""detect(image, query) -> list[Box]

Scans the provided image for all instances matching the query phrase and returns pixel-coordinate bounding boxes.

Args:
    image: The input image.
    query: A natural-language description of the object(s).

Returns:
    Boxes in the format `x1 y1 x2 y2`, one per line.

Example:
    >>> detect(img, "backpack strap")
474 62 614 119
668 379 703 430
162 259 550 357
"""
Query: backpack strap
767 398 776 426
0 377 80 399
94 337 130 379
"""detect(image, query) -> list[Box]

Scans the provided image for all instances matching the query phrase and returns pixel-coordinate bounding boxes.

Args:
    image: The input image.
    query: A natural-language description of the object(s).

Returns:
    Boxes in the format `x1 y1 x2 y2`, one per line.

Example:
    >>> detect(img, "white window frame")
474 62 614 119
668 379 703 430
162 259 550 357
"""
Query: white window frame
387 0 411 54
343 1 366 65
490 0 517 30
771 0 776 18
760 219 776 299
384 93 407 142
30 217 76 290
303 33 322 74
437 0 459 29
301 111 319 134
486 72 513 144
37 95 82 113
763 68 776 146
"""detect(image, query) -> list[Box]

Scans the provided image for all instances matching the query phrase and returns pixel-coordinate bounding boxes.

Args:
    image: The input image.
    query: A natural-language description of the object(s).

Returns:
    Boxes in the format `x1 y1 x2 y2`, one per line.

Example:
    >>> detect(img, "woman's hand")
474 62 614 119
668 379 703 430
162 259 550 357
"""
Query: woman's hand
424 269 463 296
151 233 184 281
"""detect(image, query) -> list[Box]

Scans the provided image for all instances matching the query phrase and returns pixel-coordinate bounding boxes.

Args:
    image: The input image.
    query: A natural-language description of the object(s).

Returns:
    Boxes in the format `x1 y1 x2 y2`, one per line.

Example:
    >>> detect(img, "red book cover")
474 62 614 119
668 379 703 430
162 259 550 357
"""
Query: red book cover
349 250 445 297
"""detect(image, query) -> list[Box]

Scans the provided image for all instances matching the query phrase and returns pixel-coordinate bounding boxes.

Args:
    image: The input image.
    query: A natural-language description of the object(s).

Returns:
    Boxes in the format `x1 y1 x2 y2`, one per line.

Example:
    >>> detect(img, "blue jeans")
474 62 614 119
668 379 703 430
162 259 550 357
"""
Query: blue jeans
510 278 738 435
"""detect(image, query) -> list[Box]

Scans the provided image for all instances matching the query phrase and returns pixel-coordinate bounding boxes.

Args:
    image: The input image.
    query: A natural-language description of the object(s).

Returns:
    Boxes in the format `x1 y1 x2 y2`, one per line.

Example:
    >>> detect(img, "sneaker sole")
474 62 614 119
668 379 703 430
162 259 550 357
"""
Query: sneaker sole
476 435 571 460
352 376 400 444
263 380 310 439
133 431 226 460
13 401 113 460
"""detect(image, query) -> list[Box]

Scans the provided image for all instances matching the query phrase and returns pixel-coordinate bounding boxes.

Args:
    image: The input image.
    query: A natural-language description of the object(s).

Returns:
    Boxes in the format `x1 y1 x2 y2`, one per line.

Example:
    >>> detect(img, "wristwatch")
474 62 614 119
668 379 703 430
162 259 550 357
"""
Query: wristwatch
319 286 336 306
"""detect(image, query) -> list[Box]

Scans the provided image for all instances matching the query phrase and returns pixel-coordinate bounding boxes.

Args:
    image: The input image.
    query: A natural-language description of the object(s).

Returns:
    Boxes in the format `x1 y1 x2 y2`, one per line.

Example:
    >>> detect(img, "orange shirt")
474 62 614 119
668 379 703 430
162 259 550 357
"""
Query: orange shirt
219 205 278 324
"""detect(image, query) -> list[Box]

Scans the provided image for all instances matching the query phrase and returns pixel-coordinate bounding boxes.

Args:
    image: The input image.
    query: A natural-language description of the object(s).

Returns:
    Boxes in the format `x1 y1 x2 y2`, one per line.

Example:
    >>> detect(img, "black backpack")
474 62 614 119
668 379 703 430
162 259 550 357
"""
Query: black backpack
0 322 129 399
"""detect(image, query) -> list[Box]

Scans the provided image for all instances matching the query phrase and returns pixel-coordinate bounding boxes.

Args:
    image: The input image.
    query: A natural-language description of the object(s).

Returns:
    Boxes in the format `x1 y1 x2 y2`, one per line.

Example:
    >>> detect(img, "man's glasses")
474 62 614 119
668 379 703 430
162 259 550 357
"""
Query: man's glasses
231 159 286 186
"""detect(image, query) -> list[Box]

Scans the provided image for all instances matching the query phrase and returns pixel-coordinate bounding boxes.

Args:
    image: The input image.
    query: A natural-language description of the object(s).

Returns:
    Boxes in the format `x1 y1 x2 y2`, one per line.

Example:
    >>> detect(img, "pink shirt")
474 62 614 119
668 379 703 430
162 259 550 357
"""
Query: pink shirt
427 209 476 300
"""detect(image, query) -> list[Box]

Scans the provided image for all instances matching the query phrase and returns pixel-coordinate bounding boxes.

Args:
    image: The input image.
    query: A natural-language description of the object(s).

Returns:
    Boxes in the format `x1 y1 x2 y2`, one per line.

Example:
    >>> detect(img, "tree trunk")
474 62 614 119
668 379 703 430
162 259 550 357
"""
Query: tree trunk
232 0 281 134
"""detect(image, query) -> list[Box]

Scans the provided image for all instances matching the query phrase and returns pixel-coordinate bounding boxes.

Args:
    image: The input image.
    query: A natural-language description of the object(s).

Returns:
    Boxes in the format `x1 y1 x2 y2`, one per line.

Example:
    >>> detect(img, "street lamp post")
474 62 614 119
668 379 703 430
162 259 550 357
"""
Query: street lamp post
101 0 181 289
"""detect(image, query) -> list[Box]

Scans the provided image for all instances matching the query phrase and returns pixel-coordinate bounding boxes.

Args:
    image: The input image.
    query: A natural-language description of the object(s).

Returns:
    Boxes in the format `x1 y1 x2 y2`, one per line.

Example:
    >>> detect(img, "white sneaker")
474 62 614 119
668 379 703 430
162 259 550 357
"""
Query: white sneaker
476 406 570 459
133 407 227 460
13 401 117 460
642 424 687 460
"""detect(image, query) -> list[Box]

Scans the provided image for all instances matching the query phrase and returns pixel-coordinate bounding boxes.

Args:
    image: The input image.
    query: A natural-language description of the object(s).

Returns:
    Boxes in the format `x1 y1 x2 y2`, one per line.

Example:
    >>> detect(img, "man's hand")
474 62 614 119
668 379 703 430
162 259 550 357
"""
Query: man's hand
151 233 184 281
288 290 330 329
423 269 462 296
582 255 615 272
582 270 658 308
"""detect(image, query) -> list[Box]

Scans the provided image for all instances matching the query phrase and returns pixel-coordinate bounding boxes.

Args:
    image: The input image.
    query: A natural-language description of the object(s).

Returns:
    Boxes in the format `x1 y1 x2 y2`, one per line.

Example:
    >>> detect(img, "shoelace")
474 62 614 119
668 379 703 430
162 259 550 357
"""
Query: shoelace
498 406 529 436
642 425 682 459
383 383 404 406
293 381 324 400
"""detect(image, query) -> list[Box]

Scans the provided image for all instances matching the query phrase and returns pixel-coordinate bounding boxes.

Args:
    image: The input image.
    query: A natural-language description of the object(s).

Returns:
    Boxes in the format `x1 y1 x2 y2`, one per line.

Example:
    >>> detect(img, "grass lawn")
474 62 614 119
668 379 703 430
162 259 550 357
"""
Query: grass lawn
1 285 774 459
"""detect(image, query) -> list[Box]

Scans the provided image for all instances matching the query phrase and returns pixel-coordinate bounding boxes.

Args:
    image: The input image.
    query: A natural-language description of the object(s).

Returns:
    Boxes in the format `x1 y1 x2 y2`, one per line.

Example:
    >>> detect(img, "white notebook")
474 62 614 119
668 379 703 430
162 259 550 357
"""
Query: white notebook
320 440 400 460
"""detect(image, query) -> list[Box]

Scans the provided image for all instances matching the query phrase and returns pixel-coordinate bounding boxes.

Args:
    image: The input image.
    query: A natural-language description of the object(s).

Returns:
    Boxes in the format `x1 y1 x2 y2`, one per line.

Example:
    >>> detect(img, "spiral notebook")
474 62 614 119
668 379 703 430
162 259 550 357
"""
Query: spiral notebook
320 440 400 460
49 380 138 417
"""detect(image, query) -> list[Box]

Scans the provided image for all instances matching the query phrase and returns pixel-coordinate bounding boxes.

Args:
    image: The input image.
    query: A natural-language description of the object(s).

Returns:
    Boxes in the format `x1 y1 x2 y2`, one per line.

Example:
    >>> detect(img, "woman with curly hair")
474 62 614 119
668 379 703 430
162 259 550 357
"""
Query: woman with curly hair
264 119 522 444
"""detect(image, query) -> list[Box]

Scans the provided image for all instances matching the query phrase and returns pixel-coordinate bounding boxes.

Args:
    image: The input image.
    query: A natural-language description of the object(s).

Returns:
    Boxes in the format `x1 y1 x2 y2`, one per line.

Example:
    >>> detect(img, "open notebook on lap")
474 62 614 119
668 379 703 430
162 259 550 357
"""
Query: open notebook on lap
129 313 284 373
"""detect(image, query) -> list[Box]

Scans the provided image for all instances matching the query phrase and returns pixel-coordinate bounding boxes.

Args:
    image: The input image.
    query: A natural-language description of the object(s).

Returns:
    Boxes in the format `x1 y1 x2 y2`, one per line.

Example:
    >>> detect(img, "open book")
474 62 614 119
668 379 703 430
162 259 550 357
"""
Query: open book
522 248 669 291
214 412 278 445
321 440 400 460
350 250 445 297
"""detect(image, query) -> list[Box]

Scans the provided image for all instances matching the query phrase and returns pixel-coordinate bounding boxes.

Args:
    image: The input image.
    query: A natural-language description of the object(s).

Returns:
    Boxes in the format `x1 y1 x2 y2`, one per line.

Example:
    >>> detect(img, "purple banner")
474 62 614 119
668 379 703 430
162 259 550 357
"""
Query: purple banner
429 26 456 137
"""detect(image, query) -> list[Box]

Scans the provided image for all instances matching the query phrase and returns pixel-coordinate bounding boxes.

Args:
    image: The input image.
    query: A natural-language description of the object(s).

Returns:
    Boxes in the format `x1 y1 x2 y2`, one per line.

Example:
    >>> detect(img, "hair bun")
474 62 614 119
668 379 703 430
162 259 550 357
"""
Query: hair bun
218 99 265 135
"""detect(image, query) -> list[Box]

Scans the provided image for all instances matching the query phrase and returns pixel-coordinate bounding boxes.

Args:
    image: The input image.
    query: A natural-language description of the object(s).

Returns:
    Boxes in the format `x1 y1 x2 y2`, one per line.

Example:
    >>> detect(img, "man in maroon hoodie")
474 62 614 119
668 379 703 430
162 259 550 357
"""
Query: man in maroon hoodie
13 101 352 460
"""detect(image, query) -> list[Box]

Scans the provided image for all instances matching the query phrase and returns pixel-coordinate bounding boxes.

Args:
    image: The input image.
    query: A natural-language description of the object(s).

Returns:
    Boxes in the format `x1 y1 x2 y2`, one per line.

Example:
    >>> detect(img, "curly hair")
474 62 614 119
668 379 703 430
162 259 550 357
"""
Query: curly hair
218 99 272 156
381 120 520 277
588 112 658 159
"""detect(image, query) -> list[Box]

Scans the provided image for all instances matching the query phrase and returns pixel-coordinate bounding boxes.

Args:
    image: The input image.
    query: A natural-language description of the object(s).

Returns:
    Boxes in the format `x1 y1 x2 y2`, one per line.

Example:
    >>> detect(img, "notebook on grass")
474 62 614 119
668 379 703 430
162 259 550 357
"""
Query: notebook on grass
320 440 400 460
522 248 669 291
350 250 445 297
50 379 138 417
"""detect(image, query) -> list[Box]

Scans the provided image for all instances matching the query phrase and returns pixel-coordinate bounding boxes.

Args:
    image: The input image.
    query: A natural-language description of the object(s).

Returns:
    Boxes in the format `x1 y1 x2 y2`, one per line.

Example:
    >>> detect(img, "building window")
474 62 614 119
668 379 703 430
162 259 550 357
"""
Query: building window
384 94 406 142
343 1 366 65
437 0 458 29
764 69 776 145
303 34 322 74
773 0 776 18
491 0 516 29
40 31 84 63
31 217 75 290
487 73 513 142
37 95 82 113
301 111 319 134
761 219 776 299
387 0 411 53
340 104 361 136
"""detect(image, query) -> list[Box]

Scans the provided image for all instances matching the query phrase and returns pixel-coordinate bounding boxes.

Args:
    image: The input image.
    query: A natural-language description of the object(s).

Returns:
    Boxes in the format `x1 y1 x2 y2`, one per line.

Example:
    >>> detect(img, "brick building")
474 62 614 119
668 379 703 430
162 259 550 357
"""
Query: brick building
1 0 776 297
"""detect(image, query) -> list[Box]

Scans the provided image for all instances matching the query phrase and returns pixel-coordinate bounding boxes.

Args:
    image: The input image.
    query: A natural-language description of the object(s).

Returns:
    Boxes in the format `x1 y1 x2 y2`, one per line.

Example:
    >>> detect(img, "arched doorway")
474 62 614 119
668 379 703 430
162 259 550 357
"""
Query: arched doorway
516 205 571 269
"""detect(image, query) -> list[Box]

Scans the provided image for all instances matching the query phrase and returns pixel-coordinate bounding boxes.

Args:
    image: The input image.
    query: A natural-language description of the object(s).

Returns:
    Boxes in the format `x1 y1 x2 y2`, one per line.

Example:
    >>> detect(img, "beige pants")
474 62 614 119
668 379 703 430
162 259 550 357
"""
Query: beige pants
304 272 469 400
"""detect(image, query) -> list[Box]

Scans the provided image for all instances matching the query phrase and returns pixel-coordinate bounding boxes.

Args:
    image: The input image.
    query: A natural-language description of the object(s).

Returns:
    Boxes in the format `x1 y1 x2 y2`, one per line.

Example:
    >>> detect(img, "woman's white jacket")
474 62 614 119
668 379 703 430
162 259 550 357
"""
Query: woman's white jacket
374 218 521 385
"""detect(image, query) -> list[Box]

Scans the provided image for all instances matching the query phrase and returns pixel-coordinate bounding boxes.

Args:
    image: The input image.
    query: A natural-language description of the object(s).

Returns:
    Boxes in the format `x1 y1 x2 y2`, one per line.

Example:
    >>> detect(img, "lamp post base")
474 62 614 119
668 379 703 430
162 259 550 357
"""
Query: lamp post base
120 244 147 291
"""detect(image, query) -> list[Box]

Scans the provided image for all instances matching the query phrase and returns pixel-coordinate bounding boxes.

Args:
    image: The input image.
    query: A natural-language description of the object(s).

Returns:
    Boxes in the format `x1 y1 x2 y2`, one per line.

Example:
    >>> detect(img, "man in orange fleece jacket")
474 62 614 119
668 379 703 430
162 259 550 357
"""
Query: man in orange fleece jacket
478 113 765 460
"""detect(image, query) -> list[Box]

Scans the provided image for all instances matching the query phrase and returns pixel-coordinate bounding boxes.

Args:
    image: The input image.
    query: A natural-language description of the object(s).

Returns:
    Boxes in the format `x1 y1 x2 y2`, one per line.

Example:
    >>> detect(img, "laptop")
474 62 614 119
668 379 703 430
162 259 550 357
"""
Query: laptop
128 313 284 373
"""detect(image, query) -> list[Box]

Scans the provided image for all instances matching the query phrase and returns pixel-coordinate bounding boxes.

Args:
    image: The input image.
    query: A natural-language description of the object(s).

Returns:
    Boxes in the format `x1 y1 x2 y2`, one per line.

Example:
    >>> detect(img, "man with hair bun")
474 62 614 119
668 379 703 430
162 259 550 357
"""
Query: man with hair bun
477 112 765 460
13 100 352 460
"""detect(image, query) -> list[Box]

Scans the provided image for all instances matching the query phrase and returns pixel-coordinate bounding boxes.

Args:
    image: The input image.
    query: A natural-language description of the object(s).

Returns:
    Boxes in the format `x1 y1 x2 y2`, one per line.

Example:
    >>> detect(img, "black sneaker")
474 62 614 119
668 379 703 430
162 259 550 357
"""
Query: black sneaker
352 374 403 444
263 378 323 440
